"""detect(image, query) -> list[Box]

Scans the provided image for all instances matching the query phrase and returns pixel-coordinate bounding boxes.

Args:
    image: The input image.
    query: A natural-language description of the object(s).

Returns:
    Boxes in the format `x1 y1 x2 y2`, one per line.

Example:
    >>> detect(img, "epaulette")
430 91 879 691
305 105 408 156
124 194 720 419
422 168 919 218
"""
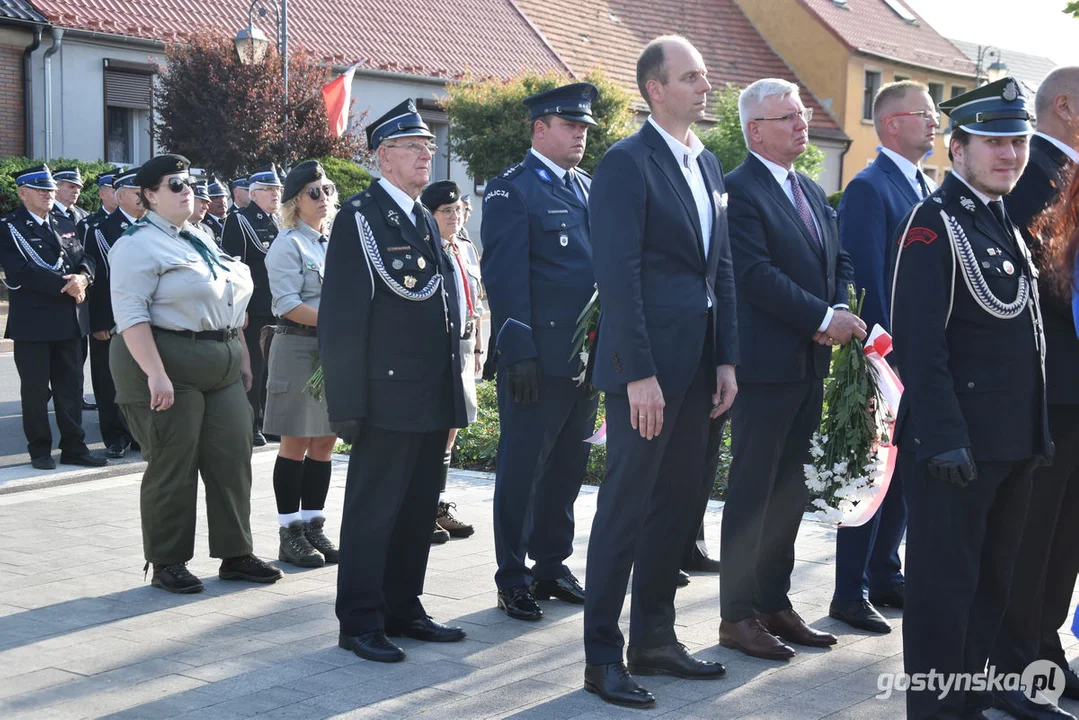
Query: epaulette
575 167 592 179
345 189 378 210
925 186 949 207
500 164 524 181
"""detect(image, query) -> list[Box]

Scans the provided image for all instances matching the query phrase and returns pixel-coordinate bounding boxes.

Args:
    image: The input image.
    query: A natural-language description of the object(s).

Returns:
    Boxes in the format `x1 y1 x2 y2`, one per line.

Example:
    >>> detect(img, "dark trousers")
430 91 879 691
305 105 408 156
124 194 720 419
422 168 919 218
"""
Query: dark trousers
493 373 598 589
336 425 448 636
243 315 274 428
833 466 907 602
991 404 1079 673
682 412 728 568
89 335 132 447
583 357 711 665
720 379 822 622
902 453 1034 719
14 339 88 459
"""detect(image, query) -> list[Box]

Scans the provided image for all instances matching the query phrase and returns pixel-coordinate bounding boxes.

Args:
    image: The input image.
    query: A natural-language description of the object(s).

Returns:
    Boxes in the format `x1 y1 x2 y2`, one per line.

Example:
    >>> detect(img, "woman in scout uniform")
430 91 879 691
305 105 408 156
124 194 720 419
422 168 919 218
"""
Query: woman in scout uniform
109 153 284 594
263 160 341 568
421 179 481 542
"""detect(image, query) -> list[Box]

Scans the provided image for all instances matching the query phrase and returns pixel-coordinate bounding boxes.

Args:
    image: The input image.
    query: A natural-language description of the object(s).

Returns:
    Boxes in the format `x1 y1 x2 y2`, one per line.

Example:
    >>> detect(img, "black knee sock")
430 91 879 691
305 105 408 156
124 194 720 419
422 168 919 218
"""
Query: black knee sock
301 457 332 511
273 456 305 515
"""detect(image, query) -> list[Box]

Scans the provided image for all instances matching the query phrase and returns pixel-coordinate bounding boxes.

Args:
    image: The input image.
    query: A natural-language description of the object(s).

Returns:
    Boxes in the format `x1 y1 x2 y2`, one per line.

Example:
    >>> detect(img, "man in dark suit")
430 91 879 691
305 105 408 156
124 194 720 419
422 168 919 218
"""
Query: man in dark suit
720 78 862 662
991 65 1079 715
830 81 939 634
891 78 1059 720
320 99 468 664
481 83 600 622
0 165 105 470
583 35 738 709
51 167 89 226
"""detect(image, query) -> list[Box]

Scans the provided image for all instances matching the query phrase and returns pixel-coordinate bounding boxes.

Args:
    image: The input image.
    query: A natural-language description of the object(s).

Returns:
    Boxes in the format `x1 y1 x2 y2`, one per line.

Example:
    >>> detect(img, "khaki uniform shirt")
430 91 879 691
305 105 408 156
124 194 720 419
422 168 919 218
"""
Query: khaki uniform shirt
266 220 327 318
109 211 253 333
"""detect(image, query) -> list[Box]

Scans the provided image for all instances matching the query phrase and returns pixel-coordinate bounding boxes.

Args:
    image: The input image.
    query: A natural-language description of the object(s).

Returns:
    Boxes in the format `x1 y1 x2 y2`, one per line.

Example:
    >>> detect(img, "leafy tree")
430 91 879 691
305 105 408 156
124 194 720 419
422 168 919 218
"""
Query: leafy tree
442 70 636 182
1066 1 1079 17
698 83 824 179
154 31 364 180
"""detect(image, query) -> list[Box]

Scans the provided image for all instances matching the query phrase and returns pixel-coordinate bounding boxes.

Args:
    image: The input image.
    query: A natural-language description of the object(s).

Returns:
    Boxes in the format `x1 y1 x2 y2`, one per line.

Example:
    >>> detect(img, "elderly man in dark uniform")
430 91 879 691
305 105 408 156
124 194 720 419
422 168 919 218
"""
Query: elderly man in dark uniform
0 165 106 470
321 99 468 663
222 165 283 446
204 177 229 242
51 167 89 226
890 78 1059 720
85 167 143 459
481 82 600 622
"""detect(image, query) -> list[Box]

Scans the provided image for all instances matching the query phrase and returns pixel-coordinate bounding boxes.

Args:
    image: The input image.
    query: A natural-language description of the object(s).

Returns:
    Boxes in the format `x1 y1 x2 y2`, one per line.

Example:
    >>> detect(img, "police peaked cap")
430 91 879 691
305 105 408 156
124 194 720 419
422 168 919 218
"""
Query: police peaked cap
14 164 57 190
231 177 250 190
193 180 210 201
112 167 140 189
939 77 1034 136
523 82 599 127
207 177 229 197
366 98 435 151
53 166 84 186
249 164 284 187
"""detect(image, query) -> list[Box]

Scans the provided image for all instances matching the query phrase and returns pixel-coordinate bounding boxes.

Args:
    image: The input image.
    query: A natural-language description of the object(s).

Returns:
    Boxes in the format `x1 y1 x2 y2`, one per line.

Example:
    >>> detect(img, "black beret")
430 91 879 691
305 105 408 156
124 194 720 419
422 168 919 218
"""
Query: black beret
420 180 461 212
282 160 326 203
135 154 190 189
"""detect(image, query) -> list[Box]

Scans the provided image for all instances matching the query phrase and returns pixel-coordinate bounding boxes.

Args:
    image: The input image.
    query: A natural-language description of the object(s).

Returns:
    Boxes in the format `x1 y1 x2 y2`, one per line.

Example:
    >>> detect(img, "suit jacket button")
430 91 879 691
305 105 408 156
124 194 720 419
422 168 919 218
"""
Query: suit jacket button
549 321 556 327
967 381 975 389
914 438 921 445
560 223 566 229
388 370 394 376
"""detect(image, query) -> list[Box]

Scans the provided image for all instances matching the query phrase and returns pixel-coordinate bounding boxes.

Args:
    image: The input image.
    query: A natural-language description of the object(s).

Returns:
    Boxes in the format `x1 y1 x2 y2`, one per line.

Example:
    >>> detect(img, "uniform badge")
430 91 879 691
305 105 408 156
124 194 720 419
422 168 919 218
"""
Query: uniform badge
902 227 938 248
536 168 552 183
256 212 264 220
959 197 976 213
933 197 943 204
1002 260 1015 275
987 248 998 256
404 275 417 289
263 241 270 248
351 199 362 207
386 209 400 227
982 261 991 269
392 259 404 270
417 257 426 270
559 234 569 247
120 222 128 229
1003 80 1018 102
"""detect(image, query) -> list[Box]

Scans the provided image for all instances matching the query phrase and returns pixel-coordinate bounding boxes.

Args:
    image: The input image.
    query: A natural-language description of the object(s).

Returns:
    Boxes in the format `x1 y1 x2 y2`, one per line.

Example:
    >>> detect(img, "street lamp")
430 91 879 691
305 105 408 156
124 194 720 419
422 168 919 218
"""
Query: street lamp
974 45 1003 87
234 0 289 165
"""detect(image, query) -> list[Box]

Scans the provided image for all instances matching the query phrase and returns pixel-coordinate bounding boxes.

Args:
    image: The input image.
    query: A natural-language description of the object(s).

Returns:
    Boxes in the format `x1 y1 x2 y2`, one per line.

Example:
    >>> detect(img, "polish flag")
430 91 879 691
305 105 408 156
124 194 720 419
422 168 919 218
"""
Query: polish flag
322 65 359 137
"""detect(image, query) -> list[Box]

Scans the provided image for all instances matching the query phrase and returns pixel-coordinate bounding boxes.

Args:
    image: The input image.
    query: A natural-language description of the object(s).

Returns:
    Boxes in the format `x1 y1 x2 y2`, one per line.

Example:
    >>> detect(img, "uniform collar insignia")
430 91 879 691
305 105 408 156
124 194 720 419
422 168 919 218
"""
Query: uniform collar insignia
256 212 264 220
120 221 128 228
932 197 943 204
535 168 552 183
959 197 977 213
387 209 400 226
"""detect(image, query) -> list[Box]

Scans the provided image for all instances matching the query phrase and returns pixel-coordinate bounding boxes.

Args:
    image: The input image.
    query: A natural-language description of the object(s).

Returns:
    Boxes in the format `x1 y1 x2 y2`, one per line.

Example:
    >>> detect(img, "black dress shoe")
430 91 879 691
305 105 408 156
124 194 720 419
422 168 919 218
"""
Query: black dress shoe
31 455 56 470
82 400 97 411
684 555 722 573
992 688 1075 719
338 631 405 662
498 585 543 621
252 430 267 447
584 662 656 708
532 572 585 604
829 599 891 634
869 582 904 609
106 442 129 459
677 570 690 588
385 616 466 642
627 642 726 679
59 452 108 467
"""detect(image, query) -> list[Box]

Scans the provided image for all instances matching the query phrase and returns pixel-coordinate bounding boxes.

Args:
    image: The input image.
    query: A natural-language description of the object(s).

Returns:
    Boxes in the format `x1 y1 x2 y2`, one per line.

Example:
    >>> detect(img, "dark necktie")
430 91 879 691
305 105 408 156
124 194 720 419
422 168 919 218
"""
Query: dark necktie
788 170 821 247
564 171 584 203
988 200 1009 232
915 170 930 199
411 201 425 228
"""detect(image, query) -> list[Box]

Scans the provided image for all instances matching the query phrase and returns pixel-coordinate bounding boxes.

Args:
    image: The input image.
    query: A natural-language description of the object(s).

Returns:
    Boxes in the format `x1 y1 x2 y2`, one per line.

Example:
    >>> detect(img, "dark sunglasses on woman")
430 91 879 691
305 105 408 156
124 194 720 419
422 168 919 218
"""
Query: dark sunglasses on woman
306 183 337 200
165 176 197 193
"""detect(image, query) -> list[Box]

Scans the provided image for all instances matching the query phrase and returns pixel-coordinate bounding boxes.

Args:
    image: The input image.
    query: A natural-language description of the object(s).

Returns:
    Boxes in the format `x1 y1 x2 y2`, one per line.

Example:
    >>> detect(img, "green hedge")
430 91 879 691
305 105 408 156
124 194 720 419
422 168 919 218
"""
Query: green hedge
0 156 115 216
315 156 373 201
336 379 734 499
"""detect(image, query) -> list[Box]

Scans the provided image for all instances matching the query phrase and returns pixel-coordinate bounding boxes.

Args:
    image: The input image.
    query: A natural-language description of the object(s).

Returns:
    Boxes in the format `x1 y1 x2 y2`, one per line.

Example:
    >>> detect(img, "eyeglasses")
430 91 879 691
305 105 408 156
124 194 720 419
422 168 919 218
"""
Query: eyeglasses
306 183 337 200
252 186 283 195
165 177 197 194
436 206 463 217
882 109 941 123
753 109 813 124
384 141 438 155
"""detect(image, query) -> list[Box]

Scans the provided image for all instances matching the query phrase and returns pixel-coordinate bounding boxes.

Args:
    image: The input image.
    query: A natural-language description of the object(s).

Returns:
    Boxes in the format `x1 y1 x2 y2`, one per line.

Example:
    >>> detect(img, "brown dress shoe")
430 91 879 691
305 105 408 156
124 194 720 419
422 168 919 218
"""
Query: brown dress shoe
758 608 837 648
719 618 795 660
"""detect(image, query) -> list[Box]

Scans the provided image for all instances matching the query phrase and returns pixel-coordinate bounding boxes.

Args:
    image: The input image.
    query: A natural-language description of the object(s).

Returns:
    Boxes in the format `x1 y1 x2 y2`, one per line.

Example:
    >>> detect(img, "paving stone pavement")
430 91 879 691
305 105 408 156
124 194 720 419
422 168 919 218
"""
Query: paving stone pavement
0 452 1077 719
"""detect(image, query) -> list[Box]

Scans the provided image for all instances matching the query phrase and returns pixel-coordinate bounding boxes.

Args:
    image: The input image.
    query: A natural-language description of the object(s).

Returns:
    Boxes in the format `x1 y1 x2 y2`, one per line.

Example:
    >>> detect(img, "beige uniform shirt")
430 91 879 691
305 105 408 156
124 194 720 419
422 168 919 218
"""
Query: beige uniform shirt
109 211 253 333
266 220 326 318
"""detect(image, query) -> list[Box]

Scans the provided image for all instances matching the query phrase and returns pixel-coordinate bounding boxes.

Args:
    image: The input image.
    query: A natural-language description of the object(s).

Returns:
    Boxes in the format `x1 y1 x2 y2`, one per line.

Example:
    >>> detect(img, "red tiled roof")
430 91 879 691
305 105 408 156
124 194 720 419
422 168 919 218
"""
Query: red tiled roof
514 0 848 140
31 0 569 80
798 0 975 76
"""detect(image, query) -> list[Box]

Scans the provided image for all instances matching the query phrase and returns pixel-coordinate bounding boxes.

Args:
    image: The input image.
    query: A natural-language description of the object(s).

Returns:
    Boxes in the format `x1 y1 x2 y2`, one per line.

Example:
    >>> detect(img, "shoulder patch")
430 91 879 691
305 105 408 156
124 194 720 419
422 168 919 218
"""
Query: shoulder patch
484 188 511 202
500 164 524 180
901 227 938 248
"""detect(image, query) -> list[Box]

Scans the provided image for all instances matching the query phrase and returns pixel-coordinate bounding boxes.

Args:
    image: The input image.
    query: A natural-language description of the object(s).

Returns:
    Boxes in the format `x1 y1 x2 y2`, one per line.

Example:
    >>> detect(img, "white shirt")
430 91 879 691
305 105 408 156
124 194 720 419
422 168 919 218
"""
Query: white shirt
119 208 139 225
648 116 712 258
1034 131 1079 164
378 177 420 225
27 210 48 226
749 151 841 332
530 148 587 202
879 146 933 198
52 200 70 215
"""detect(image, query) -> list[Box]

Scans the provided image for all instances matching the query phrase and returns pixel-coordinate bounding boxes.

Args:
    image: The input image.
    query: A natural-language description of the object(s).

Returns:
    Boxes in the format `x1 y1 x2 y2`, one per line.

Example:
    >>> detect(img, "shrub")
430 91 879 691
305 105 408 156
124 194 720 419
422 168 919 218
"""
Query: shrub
316 156 373 201
0 156 114 216
828 190 844 209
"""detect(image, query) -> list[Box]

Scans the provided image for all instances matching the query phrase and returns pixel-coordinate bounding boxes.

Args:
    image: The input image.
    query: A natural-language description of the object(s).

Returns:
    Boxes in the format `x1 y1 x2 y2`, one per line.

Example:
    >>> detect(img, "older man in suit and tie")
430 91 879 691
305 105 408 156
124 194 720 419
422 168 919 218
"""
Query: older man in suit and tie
719 78 863 661
583 35 739 709
830 81 939 634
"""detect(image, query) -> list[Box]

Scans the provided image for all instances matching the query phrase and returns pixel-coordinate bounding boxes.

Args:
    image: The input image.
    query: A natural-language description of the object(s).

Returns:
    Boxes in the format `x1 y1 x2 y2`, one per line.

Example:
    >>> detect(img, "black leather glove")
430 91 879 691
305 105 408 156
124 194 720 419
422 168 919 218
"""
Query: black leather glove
927 447 976 487
506 358 542 404
330 419 362 446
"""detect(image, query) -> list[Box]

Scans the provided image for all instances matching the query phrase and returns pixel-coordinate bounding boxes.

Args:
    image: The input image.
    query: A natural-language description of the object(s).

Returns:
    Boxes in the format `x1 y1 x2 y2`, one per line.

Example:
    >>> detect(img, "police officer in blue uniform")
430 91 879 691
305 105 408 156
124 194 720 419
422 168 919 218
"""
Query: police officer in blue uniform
481 82 600 621
228 177 250 215
82 169 121 231
222 165 283 445
0 165 105 469
321 99 468 663
890 78 1059 720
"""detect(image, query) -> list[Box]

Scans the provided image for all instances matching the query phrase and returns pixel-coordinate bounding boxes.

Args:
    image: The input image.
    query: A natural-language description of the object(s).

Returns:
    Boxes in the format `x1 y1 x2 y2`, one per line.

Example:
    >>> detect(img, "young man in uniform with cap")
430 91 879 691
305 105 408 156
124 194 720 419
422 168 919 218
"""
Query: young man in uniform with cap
85 167 143 459
890 77 1060 719
204 177 229 242
222 165 283 446
320 99 468 663
481 82 600 623
229 177 250 215
85 169 121 229
0 165 106 469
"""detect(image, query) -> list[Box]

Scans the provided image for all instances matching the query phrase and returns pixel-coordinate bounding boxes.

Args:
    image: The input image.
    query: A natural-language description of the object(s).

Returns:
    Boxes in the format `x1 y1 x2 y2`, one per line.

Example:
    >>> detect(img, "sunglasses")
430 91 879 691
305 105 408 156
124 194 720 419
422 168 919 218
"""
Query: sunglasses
164 177 197 194
306 183 337 200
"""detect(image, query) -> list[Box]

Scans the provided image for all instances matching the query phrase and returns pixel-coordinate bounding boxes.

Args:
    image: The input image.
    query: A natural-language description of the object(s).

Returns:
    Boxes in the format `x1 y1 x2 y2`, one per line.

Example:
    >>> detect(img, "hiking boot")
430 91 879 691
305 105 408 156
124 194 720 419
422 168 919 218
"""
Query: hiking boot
279 521 325 568
219 554 284 583
436 501 474 538
148 562 204 594
304 517 339 564
431 520 450 544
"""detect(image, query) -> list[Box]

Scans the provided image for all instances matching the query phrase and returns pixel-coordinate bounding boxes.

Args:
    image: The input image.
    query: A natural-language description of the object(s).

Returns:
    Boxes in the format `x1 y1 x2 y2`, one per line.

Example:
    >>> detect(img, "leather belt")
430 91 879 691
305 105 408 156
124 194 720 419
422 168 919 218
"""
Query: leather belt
275 325 317 338
153 326 240 342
